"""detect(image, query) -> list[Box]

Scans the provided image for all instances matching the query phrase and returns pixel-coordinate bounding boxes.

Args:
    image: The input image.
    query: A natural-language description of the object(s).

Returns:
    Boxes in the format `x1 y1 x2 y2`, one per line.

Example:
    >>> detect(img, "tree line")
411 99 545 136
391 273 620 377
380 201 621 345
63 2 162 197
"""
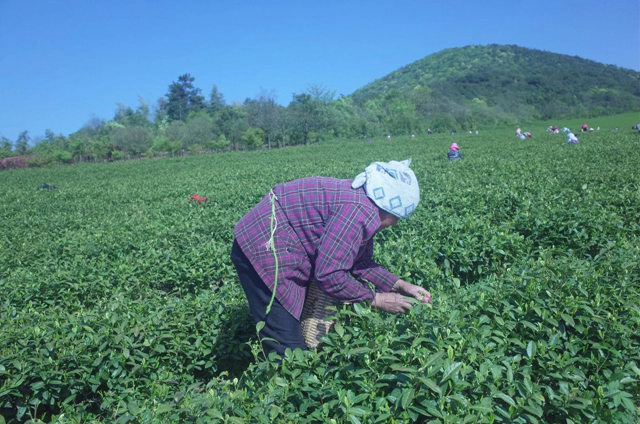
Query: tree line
1 72 488 167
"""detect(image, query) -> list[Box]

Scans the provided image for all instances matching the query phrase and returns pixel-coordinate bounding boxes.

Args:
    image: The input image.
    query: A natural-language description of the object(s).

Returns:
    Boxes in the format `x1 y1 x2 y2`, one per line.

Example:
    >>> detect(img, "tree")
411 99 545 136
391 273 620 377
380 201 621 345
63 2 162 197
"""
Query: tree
241 128 265 150
68 138 86 162
114 104 135 125
244 91 281 148
165 120 187 147
85 116 105 132
114 98 152 127
15 131 30 154
165 73 206 121
183 112 215 147
208 84 226 115
287 93 313 145
209 134 230 152
308 84 335 104
86 136 113 161
111 126 152 156
134 99 151 127
154 97 169 123
387 97 419 134
151 137 182 156
218 105 248 149
44 129 56 143
377 90 420 134
274 107 290 148
34 129 70 156
327 96 363 138
287 87 332 145
0 137 12 158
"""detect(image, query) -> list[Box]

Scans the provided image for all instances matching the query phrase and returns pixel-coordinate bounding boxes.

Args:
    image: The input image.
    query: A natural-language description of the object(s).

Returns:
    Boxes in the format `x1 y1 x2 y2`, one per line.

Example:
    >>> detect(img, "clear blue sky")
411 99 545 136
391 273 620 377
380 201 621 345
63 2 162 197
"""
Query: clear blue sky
1 0 638 141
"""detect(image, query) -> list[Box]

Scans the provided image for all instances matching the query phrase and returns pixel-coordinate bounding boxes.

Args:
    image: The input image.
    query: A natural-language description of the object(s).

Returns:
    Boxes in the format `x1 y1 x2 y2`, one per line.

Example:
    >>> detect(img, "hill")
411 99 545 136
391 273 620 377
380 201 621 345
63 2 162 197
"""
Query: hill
350 44 640 127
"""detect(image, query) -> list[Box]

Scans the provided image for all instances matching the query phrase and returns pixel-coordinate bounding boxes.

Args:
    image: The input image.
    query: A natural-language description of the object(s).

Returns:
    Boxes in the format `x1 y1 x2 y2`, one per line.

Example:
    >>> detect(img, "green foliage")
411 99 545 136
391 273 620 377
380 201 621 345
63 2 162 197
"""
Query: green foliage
208 84 226 115
110 150 124 161
183 112 216 147
217 105 248 147
209 134 230 152
352 44 640 128
244 93 282 148
188 144 205 155
53 150 73 163
1 127 638 422
287 90 333 145
113 100 152 128
151 137 182 156
0 137 13 159
241 127 266 149
164 120 187 146
111 126 152 156
26 153 57 168
14 131 30 155
164 73 206 121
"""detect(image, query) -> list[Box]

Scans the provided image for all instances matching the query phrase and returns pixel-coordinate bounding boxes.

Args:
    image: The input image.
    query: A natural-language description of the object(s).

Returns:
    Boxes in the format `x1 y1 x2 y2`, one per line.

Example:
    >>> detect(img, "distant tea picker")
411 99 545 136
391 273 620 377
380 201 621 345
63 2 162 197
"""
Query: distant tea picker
448 142 464 161
231 159 432 355
562 128 579 144
516 127 532 140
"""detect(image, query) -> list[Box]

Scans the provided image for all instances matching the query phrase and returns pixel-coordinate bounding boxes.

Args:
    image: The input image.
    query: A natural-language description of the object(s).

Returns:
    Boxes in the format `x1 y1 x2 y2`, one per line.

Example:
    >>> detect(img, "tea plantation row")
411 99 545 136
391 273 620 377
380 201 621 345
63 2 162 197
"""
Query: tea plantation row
1 127 638 423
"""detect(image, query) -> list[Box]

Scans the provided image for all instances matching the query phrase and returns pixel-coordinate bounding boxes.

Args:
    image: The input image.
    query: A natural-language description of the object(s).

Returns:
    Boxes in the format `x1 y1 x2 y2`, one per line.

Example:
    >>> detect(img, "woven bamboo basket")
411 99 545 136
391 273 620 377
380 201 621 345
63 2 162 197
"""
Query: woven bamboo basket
300 281 341 348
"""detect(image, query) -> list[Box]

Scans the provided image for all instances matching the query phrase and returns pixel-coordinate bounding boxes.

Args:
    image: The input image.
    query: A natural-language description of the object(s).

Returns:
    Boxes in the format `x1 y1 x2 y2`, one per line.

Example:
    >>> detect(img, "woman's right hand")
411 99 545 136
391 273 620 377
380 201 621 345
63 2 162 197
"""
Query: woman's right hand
371 292 414 314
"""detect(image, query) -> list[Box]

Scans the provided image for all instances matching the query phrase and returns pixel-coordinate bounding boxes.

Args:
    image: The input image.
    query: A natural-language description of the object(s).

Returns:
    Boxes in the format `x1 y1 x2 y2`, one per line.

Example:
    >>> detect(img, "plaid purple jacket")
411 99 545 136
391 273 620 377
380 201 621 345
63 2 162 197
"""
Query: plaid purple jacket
233 177 399 320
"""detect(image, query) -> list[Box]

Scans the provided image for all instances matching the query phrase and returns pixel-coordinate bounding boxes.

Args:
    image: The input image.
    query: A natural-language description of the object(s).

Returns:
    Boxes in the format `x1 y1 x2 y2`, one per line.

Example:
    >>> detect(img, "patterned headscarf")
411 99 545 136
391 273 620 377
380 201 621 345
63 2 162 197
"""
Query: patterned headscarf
351 159 420 219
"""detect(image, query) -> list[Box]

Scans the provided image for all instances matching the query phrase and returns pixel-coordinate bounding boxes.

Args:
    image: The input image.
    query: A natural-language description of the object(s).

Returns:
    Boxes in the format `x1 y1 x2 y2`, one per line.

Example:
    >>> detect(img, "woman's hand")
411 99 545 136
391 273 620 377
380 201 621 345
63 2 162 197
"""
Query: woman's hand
371 292 414 314
392 279 432 303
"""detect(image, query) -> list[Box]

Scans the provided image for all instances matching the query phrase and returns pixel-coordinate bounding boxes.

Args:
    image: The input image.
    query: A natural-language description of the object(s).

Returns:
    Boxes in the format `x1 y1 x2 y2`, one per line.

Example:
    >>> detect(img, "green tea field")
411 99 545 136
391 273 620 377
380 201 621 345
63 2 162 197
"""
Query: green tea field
1 125 639 423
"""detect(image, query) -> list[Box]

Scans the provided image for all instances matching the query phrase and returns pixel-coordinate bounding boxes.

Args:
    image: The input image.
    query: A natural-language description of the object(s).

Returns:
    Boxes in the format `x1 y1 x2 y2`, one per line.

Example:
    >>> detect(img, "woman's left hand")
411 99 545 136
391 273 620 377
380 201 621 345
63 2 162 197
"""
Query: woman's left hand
392 279 432 303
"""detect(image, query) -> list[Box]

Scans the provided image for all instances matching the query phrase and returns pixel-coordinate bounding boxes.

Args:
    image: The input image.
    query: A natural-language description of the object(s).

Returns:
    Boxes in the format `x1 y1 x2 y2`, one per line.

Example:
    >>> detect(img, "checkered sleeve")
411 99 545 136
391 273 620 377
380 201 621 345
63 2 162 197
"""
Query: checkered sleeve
350 238 398 292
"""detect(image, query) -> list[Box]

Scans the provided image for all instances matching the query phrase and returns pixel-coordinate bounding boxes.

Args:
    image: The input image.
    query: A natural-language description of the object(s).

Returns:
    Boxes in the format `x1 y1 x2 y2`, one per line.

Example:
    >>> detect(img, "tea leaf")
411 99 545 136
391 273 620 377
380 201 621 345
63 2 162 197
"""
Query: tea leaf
494 392 516 407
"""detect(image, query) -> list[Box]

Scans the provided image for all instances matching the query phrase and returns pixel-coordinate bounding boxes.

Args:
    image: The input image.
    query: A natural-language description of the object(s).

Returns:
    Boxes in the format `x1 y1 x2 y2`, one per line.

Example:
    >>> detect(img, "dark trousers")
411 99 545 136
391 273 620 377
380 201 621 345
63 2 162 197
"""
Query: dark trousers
230 239 307 355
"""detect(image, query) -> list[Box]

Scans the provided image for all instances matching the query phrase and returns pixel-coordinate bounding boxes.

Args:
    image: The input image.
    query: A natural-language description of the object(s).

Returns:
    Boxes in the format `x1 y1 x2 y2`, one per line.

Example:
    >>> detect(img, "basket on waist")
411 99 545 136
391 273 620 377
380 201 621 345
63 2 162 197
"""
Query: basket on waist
300 281 341 348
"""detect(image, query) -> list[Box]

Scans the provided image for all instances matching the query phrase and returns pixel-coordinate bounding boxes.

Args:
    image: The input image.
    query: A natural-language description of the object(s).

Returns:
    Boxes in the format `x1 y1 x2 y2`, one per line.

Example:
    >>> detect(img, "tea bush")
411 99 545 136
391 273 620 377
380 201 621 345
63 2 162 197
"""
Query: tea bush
1 127 638 422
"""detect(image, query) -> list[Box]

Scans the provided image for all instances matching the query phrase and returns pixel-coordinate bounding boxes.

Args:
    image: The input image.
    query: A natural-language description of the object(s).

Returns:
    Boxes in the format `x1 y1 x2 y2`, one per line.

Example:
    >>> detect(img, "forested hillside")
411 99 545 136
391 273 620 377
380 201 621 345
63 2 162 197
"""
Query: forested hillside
351 44 640 128
2 45 639 167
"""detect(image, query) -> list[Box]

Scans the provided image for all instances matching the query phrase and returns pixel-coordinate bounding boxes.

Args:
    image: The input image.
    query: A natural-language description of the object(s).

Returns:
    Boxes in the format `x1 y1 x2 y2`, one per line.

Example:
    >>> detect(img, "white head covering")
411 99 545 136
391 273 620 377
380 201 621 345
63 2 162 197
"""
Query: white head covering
351 159 419 218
